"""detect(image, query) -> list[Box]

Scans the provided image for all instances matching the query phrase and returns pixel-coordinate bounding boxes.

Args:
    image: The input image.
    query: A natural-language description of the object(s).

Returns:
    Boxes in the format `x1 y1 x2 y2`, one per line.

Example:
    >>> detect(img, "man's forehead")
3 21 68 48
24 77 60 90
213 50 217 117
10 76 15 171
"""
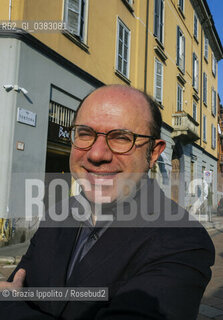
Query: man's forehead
78 86 151 119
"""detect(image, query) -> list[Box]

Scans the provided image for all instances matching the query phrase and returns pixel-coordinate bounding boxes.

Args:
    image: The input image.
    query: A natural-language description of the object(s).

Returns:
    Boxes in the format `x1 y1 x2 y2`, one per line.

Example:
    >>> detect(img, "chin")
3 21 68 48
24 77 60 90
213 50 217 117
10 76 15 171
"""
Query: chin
83 189 117 204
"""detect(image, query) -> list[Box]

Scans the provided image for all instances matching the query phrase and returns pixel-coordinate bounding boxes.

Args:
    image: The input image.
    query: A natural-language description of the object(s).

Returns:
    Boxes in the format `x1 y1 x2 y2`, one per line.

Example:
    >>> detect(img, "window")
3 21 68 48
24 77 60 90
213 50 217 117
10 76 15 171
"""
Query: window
193 101 197 121
154 58 163 103
212 52 216 77
116 18 131 78
64 0 87 41
49 101 75 126
204 35 208 60
203 115 207 142
194 12 198 40
154 0 164 44
192 53 199 91
177 83 183 111
211 124 216 149
178 0 184 12
203 72 207 105
177 26 185 73
212 88 217 117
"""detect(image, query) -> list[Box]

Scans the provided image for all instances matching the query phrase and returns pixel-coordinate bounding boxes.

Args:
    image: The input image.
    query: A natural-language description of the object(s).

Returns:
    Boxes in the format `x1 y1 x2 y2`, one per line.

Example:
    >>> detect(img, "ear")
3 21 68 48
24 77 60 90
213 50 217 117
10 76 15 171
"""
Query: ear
149 139 166 169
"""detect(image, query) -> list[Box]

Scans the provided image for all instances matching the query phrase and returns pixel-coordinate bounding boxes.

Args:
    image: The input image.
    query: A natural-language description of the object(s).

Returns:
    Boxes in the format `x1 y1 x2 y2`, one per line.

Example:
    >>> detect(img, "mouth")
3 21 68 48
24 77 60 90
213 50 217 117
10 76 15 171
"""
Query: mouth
84 169 121 185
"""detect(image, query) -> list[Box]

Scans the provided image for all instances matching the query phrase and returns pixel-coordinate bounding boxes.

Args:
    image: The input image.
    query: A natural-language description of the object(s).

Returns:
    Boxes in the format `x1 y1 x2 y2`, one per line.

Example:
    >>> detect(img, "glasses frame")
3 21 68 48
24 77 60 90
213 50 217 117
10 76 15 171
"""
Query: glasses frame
70 125 156 154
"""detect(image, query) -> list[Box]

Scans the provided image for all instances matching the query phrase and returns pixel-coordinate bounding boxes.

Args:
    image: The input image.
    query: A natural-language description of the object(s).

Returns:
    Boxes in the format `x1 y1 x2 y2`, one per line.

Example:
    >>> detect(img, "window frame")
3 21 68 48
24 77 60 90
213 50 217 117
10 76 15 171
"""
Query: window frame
203 72 207 105
177 83 183 112
192 52 199 92
63 0 88 42
176 26 185 73
154 58 163 103
116 18 131 79
154 0 164 45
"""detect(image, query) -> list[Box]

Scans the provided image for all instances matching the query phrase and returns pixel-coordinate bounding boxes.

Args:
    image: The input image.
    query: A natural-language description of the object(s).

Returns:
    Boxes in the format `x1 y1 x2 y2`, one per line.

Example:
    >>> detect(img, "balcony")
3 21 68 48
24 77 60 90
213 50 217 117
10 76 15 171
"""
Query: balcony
172 112 199 143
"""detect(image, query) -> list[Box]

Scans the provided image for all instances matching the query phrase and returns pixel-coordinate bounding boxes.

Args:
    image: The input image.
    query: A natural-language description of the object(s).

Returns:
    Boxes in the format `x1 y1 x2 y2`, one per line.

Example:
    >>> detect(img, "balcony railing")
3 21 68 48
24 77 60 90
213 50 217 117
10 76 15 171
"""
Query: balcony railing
172 112 199 143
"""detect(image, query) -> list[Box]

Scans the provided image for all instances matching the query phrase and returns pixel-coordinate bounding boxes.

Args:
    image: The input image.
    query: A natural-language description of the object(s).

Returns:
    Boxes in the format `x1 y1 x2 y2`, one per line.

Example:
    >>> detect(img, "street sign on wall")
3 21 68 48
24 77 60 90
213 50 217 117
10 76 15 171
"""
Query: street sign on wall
204 171 212 184
17 107 36 127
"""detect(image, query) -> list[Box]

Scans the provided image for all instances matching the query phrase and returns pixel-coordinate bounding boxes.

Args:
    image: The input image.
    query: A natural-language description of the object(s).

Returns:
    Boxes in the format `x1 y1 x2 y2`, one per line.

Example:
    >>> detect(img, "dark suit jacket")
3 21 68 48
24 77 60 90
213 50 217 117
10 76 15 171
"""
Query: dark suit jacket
1 179 215 320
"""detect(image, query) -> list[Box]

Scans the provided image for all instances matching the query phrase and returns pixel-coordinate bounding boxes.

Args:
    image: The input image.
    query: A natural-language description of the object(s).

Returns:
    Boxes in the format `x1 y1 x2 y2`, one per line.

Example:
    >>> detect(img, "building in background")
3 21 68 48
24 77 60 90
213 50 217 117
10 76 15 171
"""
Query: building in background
217 94 223 196
0 0 222 243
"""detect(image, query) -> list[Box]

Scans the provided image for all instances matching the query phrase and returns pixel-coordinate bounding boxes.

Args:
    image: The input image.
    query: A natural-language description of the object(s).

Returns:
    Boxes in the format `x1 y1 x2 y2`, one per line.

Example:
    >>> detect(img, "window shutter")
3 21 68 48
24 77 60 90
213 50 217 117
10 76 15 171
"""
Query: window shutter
154 0 160 38
203 115 206 141
203 73 207 103
194 14 197 38
66 0 81 36
196 58 199 90
155 59 163 102
177 84 182 111
214 90 216 116
182 35 185 72
212 53 216 76
177 26 180 65
204 36 208 59
211 124 216 148
192 53 195 87
160 0 164 43
214 127 216 149
116 19 130 78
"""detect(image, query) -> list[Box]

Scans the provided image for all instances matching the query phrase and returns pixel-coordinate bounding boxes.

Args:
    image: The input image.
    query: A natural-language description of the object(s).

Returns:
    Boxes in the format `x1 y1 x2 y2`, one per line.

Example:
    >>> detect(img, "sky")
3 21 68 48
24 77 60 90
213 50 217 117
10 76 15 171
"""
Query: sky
206 0 223 102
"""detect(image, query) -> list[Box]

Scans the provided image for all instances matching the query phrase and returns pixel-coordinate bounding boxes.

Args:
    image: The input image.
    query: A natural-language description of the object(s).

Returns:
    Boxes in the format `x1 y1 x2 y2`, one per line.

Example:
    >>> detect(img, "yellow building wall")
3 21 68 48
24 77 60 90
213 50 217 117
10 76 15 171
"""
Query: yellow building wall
0 0 219 158
0 0 147 89
146 0 218 158
201 37 218 157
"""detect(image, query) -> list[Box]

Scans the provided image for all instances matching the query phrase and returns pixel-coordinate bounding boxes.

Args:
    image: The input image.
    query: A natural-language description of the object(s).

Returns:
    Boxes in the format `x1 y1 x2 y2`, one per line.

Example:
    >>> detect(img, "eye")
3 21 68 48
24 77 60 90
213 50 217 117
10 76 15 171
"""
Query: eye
77 129 94 139
108 131 132 142
116 135 131 141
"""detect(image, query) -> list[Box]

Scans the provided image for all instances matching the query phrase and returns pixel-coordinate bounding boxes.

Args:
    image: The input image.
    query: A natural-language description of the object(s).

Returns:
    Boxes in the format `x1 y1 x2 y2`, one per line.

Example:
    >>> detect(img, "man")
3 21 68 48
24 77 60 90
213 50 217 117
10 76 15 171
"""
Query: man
0 85 214 319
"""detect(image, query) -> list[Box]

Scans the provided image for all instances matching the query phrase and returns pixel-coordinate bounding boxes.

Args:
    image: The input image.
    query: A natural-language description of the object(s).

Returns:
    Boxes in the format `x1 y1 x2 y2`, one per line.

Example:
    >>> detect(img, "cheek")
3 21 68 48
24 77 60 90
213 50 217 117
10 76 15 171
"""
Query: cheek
69 148 83 170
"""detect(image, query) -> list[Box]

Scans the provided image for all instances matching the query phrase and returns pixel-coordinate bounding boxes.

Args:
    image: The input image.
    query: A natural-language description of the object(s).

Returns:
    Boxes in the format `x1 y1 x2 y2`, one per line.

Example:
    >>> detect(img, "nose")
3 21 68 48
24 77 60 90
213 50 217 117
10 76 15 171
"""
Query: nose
87 135 113 164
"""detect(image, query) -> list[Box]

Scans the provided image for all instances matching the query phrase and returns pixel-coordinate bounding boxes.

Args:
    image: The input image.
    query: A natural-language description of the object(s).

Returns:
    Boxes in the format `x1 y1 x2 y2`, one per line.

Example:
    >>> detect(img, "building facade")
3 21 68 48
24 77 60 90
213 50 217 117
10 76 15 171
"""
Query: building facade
217 94 223 197
0 0 222 242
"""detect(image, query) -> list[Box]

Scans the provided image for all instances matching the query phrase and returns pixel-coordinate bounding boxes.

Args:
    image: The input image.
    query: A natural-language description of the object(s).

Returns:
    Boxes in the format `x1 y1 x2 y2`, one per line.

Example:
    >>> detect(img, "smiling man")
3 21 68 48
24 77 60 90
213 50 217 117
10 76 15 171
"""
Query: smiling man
0 85 214 320
69 85 165 209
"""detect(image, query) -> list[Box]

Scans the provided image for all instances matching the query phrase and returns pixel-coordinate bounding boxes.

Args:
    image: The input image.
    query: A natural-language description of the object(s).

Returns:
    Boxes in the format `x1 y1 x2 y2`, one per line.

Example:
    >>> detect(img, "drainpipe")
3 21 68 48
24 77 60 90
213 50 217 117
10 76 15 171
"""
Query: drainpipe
144 0 149 93
9 0 12 21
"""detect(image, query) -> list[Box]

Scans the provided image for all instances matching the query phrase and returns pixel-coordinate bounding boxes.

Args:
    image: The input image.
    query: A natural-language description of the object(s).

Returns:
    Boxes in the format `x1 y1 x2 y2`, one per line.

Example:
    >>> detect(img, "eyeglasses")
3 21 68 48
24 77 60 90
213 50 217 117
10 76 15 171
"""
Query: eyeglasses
70 125 155 154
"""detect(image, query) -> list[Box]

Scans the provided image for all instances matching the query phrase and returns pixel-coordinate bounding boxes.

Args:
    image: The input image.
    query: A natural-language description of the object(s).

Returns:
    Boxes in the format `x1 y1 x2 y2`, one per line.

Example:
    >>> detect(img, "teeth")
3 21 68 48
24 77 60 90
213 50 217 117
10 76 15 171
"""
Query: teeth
90 173 116 176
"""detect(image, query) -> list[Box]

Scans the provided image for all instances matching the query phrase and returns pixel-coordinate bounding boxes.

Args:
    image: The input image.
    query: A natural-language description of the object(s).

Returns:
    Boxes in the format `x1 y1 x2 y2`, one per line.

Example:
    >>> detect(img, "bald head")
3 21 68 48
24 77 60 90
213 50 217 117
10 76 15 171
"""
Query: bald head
73 85 162 139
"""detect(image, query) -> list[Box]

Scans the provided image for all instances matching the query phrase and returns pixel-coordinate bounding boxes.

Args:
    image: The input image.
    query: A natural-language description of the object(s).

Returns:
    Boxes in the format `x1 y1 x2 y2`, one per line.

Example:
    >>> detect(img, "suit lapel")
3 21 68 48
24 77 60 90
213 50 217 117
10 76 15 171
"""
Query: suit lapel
49 223 81 317
66 226 136 286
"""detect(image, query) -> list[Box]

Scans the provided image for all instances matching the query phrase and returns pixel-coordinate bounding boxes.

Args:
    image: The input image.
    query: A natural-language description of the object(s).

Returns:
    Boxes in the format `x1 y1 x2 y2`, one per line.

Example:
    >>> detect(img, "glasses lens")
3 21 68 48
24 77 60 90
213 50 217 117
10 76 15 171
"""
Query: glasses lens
107 130 134 153
71 126 95 149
